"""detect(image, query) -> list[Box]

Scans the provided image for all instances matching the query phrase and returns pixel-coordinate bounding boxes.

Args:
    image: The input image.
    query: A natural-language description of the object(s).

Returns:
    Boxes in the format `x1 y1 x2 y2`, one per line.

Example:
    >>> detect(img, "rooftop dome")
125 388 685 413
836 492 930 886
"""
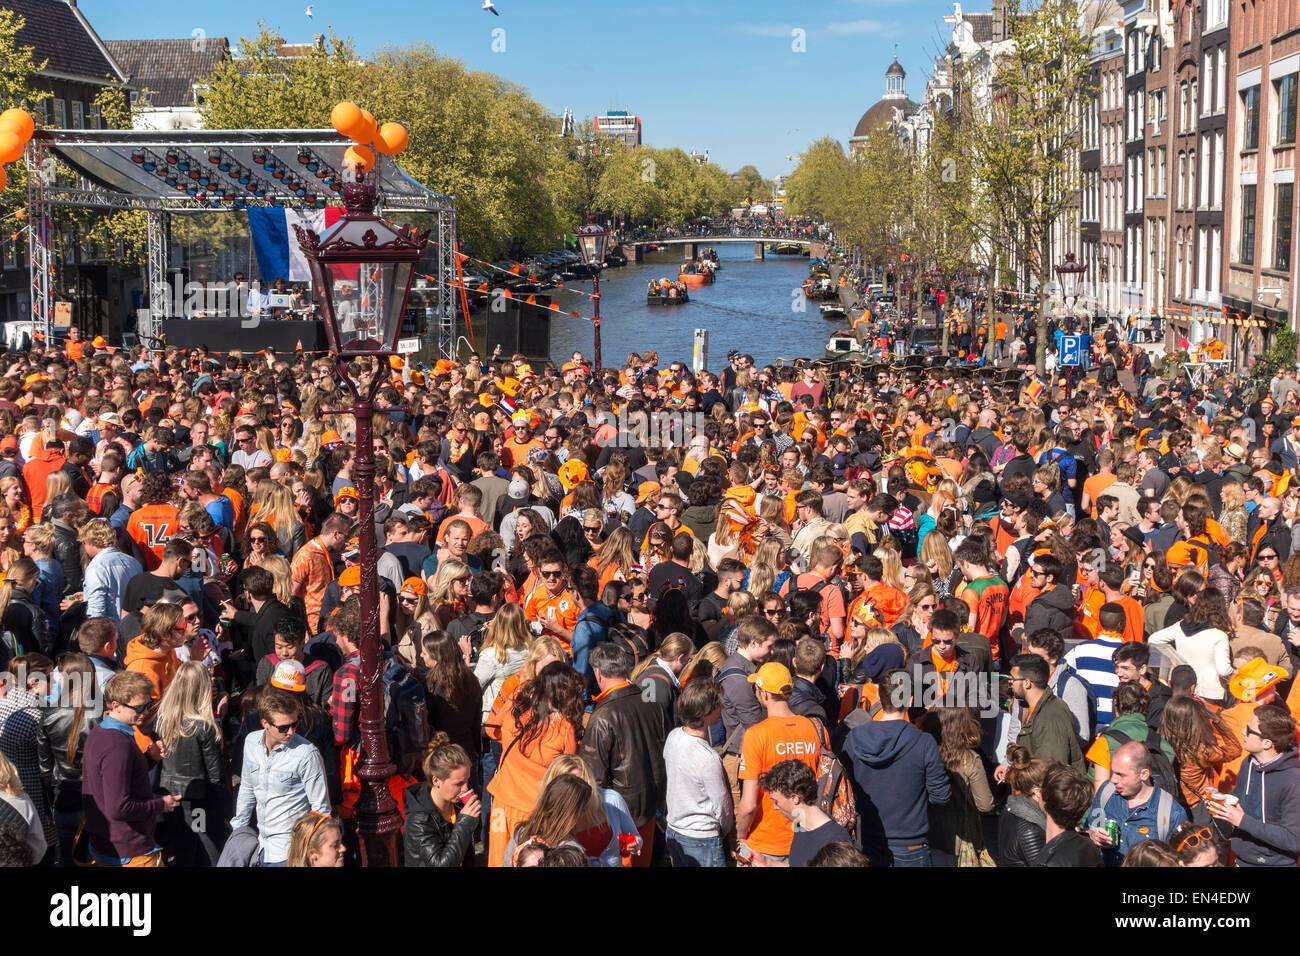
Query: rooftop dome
852 97 920 137
886 59 905 77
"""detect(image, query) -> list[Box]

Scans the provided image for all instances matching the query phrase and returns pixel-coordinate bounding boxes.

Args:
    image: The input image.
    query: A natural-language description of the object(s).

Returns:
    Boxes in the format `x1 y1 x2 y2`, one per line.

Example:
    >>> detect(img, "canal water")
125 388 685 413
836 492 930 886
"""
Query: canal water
538 243 835 368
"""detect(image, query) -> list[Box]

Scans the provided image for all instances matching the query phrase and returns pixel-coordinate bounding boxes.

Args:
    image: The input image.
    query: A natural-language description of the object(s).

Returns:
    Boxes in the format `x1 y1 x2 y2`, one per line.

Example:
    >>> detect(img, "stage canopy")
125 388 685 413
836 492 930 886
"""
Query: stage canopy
25 129 460 357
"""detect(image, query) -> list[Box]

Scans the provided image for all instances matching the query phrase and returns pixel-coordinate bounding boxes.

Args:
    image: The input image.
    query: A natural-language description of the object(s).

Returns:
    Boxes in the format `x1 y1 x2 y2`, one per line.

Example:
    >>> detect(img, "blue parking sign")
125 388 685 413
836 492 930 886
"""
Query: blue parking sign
1060 334 1083 367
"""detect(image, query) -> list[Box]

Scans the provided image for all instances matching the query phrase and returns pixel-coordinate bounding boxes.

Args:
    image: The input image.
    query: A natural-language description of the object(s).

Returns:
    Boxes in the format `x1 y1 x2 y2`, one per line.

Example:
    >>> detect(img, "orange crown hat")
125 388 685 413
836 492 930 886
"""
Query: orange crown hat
400 576 428 597
321 429 344 447
335 486 359 504
434 359 456 375
852 599 882 628
720 498 757 531
273 448 293 463
338 565 361 587
558 459 589 490
1229 657 1288 703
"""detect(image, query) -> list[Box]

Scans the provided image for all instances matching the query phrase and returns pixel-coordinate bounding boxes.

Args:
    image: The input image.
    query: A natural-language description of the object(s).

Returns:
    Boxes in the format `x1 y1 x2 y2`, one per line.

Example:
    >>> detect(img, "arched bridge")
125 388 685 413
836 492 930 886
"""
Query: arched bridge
617 236 813 262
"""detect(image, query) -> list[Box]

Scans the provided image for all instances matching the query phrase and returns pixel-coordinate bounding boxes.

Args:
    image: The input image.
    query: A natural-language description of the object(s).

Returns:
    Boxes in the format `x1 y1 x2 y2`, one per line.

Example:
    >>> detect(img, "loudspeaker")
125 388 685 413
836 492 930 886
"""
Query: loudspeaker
485 298 551 361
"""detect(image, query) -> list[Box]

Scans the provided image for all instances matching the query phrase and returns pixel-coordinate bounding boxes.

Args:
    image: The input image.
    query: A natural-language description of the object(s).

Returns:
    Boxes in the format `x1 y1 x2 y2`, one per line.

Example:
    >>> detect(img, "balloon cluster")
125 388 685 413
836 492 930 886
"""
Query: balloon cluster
330 102 408 175
0 108 36 191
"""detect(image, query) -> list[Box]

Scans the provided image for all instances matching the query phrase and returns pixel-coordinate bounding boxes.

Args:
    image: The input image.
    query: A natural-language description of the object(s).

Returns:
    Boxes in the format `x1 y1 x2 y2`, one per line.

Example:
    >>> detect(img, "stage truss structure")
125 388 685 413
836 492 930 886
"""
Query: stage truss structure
23 129 460 359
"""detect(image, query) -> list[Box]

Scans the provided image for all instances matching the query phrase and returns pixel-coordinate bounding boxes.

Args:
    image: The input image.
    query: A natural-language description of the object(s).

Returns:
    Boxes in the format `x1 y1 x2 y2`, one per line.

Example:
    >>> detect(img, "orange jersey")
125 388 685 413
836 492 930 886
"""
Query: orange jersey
960 575 1009 657
501 437 542 469
1074 586 1105 642
524 584 579 647
126 503 179 571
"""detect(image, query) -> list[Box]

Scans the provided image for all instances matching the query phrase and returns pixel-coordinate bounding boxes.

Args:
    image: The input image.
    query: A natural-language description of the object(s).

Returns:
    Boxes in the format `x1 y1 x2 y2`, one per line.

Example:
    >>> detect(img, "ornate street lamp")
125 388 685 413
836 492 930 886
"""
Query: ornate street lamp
574 221 608 372
294 168 429 867
1054 252 1089 332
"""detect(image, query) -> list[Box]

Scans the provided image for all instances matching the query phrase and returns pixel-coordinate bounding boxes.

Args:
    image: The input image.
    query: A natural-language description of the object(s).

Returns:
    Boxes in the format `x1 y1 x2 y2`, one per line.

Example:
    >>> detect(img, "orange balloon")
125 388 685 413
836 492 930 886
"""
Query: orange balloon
373 122 408 156
0 109 33 141
0 131 23 164
0 167 7 192
343 144 375 173
353 109 377 145
331 101 363 138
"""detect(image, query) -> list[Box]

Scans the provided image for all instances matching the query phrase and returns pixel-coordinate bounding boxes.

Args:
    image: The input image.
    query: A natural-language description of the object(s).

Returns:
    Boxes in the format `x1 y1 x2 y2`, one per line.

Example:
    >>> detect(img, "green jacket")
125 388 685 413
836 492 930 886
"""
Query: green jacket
1094 713 1176 767
1017 689 1085 771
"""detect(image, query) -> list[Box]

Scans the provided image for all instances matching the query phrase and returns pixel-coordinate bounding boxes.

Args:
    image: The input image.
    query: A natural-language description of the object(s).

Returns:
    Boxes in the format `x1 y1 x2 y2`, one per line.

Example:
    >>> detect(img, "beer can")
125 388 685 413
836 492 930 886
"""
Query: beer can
1104 821 1119 847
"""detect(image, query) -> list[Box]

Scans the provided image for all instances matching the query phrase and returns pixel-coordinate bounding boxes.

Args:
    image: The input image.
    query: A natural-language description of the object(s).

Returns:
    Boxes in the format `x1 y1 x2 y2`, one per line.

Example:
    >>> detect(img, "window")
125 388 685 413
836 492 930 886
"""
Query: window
72 101 83 129
1243 85 1261 150
53 99 65 128
1241 184 1257 265
1276 183 1293 270
1278 74 1297 145
1201 52 1212 116
89 103 101 129
1216 47 1227 113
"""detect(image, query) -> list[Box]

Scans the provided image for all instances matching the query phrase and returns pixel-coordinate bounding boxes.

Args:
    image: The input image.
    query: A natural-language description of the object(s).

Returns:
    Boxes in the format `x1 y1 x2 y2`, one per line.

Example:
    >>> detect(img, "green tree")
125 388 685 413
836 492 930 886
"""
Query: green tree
961 0 1102 374
731 164 768 205
784 137 851 225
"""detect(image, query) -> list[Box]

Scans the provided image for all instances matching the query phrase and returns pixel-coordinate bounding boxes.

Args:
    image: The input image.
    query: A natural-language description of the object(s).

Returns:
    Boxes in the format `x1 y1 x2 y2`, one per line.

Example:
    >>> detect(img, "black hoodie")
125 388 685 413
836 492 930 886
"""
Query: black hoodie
1024 583 1076 643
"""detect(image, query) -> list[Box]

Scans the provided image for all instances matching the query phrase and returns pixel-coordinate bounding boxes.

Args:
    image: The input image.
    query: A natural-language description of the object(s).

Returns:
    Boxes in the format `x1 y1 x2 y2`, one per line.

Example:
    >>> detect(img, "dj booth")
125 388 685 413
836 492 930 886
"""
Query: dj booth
161 318 329 354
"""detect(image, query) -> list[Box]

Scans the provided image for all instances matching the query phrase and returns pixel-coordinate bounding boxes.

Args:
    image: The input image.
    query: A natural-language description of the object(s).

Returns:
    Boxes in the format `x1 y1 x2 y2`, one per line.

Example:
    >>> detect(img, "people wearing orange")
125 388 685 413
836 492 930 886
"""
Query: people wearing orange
125 473 180 571
501 411 542 469
954 540 1009 659
124 602 192 701
1221 658 1290 789
486 663 584 867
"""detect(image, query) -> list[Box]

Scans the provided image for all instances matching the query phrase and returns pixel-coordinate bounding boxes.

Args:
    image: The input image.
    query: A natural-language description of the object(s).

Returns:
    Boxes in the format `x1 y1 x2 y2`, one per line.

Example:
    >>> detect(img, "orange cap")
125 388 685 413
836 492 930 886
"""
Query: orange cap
338 565 361 587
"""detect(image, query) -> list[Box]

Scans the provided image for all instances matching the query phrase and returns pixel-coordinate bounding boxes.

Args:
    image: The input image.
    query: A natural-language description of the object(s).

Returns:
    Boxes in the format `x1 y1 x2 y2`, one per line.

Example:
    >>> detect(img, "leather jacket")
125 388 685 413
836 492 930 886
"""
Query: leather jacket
998 792 1046 867
579 683 668 824
402 780 477 867
160 719 228 800
36 705 96 811
52 520 83 597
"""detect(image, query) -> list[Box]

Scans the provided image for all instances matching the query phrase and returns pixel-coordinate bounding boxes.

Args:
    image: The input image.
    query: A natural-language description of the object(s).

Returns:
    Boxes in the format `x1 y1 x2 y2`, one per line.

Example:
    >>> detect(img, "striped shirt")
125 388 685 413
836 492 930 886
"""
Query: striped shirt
1064 635 1124 728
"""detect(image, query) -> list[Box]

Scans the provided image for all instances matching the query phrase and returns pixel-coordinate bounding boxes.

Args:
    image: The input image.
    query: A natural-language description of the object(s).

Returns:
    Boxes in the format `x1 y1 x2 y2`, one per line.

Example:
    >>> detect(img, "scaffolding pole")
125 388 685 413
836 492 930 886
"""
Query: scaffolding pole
25 140 52 342
145 210 169 342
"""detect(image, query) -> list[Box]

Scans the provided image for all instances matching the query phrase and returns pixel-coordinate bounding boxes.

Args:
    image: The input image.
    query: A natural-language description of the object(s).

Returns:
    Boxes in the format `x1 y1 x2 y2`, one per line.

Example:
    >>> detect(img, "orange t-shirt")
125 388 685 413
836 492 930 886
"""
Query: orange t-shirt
291 537 336 633
1081 473 1117 517
224 486 246 540
739 714 826 857
501 437 542 469
866 582 909 628
1074 587 1105 641
780 571 847 653
126 503 179 571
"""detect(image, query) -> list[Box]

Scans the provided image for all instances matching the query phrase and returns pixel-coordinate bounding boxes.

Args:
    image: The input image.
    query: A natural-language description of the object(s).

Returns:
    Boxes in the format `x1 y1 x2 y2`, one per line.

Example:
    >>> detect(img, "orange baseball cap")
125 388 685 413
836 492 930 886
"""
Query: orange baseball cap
635 481 661 505
400 577 427 597
747 662 793 695
321 430 344 447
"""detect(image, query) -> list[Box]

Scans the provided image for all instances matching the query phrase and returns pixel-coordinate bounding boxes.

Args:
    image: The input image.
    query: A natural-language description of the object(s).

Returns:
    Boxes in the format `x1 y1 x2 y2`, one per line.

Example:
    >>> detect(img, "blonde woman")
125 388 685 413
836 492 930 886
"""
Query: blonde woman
589 527 637 596
393 577 433 671
157 661 228 866
1 476 30 534
429 559 472 628
921 530 957 597
287 812 345 867
473 603 531 719
39 470 72 522
249 482 307 559
1219 482 1248 546
260 555 298 611
297 420 327 462
537 753 640 866
876 547 909 592
0 751 45 863
747 563 776 601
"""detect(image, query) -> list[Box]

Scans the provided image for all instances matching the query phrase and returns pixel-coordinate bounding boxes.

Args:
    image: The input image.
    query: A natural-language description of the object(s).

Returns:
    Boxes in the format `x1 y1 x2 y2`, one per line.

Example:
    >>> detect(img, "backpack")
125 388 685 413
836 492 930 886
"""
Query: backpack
807 716 856 838
607 618 652 665
380 654 429 777
1102 726 1183 807
0 629 22 670
1096 779 1178 842
1054 664 1099 742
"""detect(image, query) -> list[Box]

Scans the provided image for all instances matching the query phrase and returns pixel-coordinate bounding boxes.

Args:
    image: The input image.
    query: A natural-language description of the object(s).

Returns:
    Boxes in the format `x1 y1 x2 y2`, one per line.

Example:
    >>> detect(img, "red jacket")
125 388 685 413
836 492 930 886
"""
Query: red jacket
22 446 65 518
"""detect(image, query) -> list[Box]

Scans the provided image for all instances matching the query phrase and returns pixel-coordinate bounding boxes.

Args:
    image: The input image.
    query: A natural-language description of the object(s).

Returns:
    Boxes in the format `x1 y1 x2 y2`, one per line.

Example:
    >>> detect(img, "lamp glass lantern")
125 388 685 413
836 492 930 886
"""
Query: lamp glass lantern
574 223 608 266
294 171 430 357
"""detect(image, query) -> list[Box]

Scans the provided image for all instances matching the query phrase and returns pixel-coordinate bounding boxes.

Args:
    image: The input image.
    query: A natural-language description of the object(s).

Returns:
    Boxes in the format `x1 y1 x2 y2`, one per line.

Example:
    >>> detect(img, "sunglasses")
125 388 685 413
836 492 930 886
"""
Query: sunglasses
269 718 300 734
917 602 938 610
932 638 956 646
1245 725 1265 738
1260 554 1278 561
540 570 563 579
1175 826 1214 853
584 525 602 534
121 699 152 714
250 536 269 544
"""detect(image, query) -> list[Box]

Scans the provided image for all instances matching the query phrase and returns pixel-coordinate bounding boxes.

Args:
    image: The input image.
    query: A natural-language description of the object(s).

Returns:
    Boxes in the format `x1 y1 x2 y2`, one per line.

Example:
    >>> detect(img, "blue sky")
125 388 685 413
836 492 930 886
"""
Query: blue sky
84 0 956 176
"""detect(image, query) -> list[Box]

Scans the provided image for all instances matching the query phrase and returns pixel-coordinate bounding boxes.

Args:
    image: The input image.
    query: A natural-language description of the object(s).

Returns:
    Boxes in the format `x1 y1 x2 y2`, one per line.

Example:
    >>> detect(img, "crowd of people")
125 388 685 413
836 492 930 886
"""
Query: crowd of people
1 316 1300 871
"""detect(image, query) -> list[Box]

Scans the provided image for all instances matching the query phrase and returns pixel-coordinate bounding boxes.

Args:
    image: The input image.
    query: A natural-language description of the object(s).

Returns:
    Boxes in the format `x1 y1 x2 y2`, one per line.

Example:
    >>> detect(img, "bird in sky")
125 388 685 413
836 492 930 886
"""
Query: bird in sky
483 0 499 14
305 5 314 17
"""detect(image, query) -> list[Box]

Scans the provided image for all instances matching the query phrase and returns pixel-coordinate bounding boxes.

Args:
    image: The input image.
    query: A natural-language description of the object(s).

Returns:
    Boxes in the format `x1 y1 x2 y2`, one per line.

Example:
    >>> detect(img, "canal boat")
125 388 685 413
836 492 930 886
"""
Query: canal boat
679 262 716 287
825 329 865 360
647 290 690 306
772 242 804 255
820 302 847 319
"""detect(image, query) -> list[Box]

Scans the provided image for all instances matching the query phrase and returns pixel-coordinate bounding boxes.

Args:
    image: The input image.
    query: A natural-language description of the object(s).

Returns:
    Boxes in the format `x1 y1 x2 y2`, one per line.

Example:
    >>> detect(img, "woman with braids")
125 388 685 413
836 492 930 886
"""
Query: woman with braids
485 661 585 867
1150 586 1235 704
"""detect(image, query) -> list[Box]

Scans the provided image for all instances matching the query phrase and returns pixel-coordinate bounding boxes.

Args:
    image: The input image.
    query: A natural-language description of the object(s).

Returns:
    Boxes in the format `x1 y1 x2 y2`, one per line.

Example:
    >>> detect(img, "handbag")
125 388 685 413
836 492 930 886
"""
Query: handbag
953 767 996 868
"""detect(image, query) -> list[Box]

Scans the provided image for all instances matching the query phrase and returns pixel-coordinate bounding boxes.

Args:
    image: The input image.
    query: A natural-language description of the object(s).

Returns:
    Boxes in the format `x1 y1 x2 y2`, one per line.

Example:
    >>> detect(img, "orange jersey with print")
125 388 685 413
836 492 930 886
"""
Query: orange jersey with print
524 584 579 646
739 715 826 857
291 538 336 633
960 575 1009 657
126 503 179 570
1007 572 1042 626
